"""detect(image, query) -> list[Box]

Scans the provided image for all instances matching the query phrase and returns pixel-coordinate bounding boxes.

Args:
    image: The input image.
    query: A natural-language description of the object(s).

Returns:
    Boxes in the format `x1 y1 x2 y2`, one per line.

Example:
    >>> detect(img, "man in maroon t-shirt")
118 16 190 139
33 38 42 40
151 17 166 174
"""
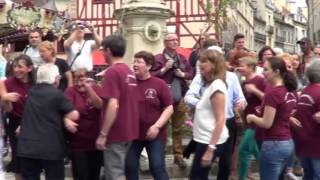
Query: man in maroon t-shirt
96 35 139 180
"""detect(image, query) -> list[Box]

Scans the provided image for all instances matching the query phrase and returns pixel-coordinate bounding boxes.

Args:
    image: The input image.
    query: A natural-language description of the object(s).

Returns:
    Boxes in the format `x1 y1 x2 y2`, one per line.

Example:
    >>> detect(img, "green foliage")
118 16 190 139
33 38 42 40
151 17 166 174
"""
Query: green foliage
204 0 242 40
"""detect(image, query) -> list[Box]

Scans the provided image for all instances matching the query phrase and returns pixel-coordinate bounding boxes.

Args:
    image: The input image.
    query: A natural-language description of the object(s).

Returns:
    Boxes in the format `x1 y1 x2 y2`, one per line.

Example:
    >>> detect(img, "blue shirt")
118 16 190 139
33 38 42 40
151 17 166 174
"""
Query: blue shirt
184 71 246 119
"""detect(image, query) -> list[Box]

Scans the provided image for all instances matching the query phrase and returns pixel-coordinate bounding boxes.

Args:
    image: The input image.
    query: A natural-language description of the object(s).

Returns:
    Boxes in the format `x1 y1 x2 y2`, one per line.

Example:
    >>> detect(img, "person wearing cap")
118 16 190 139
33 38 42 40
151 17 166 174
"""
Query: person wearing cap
297 37 314 80
64 21 102 72
151 33 194 169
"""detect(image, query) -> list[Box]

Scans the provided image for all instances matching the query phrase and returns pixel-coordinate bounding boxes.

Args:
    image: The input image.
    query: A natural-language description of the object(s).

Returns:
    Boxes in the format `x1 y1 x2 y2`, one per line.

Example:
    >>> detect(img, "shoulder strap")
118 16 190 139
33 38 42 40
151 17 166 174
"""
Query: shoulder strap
69 40 87 69
23 45 30 54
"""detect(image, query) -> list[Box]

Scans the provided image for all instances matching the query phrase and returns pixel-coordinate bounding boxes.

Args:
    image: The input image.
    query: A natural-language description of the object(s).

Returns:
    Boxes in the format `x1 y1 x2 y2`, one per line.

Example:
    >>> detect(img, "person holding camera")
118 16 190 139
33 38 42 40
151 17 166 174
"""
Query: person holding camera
64 21 102 72
151 33 194 169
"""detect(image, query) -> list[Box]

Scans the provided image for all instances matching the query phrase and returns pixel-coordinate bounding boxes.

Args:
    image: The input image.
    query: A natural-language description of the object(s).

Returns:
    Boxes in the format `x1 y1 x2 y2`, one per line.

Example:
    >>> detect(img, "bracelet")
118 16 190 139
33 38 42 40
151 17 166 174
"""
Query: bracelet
99 131 107 137
208 144 217 150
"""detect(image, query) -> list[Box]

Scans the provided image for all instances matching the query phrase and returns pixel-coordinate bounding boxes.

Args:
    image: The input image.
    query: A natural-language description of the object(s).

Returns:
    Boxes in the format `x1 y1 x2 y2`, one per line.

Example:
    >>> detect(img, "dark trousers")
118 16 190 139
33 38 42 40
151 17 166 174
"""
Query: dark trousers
189 141 226 180
7 115 21 172
20 157 64 180
71 150 102 180
125 140 169 180
217 118 237 180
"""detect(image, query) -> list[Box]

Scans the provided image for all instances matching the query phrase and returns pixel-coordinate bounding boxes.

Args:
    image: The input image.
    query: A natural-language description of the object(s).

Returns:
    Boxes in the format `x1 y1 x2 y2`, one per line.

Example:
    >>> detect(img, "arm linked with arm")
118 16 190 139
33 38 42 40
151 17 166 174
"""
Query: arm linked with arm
230 72 247 111
184 74 202 108
0 80 12 112
247 106 276 129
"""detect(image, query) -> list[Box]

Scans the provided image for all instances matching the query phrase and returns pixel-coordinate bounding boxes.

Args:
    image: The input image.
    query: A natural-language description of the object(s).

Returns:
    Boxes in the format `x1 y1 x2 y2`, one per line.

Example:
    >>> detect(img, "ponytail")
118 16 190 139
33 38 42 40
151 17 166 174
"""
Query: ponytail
283 71 297 92
267 57 297 92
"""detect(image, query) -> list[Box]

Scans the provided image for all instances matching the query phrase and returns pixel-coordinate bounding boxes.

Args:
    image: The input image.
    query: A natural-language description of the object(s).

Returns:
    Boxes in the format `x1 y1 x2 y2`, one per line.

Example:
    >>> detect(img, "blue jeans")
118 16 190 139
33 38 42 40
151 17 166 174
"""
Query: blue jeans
125 140 168 180
189 141 226 180
301 157 320 180
259 139 294 180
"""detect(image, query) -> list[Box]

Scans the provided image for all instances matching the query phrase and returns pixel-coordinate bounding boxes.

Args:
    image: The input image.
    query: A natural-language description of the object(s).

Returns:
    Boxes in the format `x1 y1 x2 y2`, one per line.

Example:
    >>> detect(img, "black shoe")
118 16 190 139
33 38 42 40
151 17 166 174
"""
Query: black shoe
174 157 187 169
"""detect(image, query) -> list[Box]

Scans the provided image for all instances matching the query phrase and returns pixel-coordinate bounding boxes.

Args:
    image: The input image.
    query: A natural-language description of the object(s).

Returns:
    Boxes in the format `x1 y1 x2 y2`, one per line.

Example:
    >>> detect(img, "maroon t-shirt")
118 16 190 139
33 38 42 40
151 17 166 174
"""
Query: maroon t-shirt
294 84 320 157
137 77 173 141
65 84 102 151
243 75 266 129
254 83 272 141
5 77 31 118
100 63 139 143
261 86 297 141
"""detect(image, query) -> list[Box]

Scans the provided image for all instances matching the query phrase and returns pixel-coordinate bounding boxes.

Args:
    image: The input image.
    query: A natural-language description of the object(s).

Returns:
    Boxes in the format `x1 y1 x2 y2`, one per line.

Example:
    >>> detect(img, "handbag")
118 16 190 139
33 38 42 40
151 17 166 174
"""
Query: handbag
170 77 182 104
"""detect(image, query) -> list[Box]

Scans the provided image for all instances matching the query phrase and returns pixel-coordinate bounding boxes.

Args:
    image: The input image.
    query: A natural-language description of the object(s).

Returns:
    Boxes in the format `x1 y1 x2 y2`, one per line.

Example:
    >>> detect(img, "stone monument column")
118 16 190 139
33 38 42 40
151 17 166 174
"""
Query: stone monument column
113 0 174 64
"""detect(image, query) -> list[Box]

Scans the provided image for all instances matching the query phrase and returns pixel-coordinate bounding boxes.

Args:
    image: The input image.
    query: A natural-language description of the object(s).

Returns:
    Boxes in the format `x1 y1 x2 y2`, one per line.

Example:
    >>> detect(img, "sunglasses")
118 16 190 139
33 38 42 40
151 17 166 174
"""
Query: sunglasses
45 10 55 16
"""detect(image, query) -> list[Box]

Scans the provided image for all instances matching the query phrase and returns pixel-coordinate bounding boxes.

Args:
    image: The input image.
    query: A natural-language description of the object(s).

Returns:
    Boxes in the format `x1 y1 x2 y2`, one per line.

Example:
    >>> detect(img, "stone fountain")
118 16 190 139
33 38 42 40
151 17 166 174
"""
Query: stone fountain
113 0 174 64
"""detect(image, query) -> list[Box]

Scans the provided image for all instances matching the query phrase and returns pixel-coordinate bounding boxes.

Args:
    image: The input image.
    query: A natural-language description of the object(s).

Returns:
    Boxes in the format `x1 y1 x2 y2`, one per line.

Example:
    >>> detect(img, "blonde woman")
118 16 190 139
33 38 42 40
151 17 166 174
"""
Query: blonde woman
38 41 73 91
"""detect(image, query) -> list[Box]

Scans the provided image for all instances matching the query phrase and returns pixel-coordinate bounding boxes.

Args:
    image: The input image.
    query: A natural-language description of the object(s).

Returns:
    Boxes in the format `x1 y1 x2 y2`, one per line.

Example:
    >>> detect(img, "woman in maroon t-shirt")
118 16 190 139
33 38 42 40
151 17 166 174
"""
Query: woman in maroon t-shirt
125 51 173 180
65 68 103 180
237 56 266 180
0 54 34 179
246 57 297 180
294 60 320 179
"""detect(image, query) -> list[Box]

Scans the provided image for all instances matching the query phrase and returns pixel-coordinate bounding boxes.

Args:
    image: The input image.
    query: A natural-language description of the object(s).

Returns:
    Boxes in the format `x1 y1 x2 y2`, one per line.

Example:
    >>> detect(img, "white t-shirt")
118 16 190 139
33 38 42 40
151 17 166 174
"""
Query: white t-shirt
256 66 263 75
193 79 229 145
24 46 42 68
67 40 96 71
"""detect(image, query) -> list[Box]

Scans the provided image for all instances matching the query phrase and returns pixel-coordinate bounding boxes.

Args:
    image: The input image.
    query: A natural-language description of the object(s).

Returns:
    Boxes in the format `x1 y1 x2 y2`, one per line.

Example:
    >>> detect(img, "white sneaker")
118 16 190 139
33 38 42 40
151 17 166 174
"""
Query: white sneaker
287 172 300 180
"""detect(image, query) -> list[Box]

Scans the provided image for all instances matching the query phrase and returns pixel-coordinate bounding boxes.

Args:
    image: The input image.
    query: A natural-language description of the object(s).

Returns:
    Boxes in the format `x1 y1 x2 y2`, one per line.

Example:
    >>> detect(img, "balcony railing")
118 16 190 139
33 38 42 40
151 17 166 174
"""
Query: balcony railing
275 36 285 44
254 32 266 41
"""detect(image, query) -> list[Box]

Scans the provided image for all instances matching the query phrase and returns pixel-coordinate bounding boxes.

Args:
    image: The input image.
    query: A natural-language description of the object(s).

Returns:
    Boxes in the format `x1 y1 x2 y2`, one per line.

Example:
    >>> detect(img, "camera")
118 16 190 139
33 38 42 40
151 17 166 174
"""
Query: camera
172 60 180 69
71 21 88 31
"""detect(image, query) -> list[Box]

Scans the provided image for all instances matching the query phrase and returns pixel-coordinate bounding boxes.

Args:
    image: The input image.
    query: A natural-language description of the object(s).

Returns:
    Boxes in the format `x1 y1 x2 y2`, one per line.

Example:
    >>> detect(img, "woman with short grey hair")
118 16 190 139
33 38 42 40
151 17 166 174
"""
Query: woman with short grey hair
293 60 320 180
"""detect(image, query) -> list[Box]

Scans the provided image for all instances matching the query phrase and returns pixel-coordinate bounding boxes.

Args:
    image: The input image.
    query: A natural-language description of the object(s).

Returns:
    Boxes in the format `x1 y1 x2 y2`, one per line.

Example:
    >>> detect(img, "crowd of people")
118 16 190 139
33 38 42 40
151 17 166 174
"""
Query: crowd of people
0 21 318 180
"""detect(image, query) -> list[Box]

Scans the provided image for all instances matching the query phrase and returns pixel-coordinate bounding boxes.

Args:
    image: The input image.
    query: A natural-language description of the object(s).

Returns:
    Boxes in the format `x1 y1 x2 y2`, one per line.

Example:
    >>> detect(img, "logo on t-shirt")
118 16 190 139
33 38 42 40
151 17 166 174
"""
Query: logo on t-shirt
126 74 137 86
285 92 297 104
298 94 315 107
145 88 157 99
